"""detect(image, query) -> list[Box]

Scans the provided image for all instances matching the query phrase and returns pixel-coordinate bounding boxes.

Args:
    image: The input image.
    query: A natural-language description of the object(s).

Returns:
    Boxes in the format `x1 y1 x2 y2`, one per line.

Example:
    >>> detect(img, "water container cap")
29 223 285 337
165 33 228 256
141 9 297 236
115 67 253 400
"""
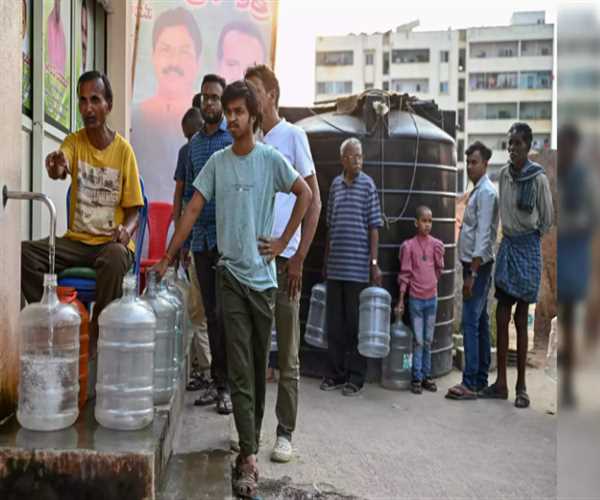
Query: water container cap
57 286 77 302
360 286 391 300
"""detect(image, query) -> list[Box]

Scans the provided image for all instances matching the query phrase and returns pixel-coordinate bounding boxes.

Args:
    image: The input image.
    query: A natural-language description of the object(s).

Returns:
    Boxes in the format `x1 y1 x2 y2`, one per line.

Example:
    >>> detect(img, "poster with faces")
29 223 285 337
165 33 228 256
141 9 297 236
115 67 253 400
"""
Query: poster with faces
130 0 279 203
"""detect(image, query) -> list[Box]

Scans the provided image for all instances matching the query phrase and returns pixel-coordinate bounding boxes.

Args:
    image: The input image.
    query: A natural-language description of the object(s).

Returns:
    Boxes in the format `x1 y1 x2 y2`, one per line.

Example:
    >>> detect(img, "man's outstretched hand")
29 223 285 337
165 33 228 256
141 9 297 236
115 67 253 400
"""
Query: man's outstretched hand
152 256 170 280
46 151 69 179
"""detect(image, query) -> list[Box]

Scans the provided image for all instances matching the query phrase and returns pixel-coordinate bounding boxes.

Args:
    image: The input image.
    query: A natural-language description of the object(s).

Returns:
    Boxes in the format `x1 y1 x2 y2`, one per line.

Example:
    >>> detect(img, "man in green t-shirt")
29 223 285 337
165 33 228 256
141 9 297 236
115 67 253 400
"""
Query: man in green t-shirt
155 80 311 497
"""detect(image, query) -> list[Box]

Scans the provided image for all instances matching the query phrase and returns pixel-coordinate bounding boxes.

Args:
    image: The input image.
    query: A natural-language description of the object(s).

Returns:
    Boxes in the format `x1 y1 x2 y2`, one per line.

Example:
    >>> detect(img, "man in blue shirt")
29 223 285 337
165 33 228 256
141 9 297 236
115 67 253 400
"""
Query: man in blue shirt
185 74 233 413
446 141 498 401
155 80 311 497
172 107 212 391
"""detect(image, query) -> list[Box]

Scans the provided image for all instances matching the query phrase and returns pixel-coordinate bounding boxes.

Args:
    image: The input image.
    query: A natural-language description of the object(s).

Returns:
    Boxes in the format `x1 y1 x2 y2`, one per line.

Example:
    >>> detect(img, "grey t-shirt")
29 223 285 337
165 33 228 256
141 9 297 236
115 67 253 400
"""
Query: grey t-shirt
193 142 299 291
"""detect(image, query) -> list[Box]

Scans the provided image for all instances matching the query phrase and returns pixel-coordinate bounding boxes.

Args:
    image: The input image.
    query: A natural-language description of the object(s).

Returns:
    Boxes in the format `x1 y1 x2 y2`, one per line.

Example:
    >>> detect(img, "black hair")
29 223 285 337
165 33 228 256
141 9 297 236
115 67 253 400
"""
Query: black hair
181 107 202 127
152 7 202 58
244 64 280 107
201 73 227 91
192 92 202 109
415 205 432 220
221 80 261 133
465 140 492 162
508 122 533 150
77 70 113 106
217 21 266 62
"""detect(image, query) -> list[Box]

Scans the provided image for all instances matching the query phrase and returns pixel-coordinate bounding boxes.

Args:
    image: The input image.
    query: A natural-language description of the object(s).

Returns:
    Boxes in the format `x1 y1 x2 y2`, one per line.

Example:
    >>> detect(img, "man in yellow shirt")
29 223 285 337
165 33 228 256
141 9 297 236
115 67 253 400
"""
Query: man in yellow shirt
21 71 144 353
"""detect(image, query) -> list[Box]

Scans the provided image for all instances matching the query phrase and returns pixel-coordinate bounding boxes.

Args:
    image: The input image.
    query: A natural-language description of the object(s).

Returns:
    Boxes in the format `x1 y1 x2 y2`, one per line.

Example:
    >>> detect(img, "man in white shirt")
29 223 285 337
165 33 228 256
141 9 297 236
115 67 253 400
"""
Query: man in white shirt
245 65 322 463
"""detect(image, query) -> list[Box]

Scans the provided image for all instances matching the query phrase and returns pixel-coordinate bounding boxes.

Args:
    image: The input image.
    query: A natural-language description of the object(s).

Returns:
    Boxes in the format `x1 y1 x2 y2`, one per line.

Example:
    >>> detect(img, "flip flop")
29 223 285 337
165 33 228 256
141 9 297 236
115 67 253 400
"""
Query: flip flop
515 389 530 409
445 384 477 400
233 458 259 498
477 383 508 400
342 382 364 397
217 391 233 415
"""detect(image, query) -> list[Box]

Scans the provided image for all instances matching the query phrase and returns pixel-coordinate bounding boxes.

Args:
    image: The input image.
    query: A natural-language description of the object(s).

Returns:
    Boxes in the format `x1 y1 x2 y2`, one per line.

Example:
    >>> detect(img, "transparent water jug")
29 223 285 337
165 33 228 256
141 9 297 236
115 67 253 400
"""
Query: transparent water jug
174 266 192 352
358 286 391 358
304 283 327 349
96 274 157 430
158 275 185 378
142 271 177 405
17 274 81 431
381 320 413 390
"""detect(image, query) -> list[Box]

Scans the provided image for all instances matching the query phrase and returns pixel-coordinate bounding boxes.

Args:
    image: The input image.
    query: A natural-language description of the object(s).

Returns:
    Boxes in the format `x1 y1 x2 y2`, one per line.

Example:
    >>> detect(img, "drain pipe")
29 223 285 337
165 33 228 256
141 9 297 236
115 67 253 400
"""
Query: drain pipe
2 186 57 275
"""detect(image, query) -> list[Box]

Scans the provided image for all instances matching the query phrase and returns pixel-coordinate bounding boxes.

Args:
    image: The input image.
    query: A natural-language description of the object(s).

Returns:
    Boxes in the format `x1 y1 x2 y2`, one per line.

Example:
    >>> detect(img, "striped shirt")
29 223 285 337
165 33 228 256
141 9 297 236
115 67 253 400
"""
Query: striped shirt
187 119 232 252
326 171 383 283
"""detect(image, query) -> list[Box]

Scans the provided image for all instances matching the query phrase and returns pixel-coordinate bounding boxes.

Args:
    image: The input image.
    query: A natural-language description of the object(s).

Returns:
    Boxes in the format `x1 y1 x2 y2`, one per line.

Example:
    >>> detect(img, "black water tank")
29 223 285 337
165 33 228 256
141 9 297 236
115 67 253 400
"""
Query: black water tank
296 94 457 378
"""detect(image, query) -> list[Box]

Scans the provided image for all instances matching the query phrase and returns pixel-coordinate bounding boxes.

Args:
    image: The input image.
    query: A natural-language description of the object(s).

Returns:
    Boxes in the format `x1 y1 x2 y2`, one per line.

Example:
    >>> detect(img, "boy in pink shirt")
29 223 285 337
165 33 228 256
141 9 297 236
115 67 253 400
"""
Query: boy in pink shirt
396 206 445 394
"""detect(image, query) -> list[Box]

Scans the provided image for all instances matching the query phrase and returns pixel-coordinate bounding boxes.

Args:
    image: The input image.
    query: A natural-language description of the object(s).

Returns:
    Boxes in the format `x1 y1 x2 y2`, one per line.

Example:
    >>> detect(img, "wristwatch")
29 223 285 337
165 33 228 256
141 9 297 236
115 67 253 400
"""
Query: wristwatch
371 259 378 266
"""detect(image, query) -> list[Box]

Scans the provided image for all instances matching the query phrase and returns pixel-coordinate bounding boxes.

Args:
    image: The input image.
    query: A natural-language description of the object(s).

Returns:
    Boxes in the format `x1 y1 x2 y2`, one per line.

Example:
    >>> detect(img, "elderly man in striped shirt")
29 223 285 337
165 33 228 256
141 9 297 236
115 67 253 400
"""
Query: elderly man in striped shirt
321 137 383 396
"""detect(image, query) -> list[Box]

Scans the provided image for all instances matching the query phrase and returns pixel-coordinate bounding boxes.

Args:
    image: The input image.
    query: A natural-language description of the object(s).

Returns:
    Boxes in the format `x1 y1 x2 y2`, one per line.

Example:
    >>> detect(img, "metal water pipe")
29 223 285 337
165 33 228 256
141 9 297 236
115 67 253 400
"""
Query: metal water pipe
2 186 57 275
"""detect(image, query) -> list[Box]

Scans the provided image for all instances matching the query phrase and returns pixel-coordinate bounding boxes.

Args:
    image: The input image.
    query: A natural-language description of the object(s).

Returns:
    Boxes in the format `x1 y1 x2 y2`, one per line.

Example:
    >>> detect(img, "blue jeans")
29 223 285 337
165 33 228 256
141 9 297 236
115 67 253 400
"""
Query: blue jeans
461 261 493 391
409 297 438 382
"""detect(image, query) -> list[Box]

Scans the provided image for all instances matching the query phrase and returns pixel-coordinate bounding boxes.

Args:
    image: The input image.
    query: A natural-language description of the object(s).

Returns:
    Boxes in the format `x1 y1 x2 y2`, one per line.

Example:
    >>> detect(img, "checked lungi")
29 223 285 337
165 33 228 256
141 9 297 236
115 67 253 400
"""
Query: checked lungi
494 231 542 304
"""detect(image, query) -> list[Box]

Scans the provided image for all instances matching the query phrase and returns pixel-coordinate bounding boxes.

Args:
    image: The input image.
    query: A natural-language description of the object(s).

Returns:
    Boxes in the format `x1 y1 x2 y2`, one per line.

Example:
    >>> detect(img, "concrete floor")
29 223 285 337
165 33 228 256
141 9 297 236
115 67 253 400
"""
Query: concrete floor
162 365 557 499
256 366 557 500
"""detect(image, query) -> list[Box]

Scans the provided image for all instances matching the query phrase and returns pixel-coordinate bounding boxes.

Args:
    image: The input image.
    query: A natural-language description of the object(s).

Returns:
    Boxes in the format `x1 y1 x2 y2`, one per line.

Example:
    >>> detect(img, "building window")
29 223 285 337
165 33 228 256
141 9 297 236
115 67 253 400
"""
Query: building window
316 50 354 66
469 72 518 90
439 81 449 94
458 79 465 102
391 79 429 93
457 139 464 162
440 50 449 63
365 82 374 90
531 134 551 150
316 81 353 95
520 101 552 120
457 109 464 130
391 49 430 63
468 102 518 120
468 134 509 151
520 71 552 89
457 168 465 193
458 48 466 72
382 81 389 91
364 51 374 65
470 41 518 58
383 52 389 75
521 39 553 57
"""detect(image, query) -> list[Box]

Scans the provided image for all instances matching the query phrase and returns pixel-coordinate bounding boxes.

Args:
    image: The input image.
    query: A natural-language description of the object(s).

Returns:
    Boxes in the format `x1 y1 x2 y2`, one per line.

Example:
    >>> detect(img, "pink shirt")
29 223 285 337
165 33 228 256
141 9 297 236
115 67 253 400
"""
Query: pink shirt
398 235 445 300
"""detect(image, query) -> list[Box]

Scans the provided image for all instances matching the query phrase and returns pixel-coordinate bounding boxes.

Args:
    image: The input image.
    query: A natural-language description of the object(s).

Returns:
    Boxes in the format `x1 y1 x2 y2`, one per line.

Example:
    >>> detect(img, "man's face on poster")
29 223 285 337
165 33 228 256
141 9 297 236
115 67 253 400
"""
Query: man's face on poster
218 29 265 84
152 25 200 98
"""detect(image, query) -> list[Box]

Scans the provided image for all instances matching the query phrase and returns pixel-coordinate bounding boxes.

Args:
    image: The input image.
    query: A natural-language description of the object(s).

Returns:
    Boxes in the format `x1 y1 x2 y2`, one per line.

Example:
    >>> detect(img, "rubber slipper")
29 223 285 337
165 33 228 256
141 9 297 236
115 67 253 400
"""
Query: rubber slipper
445 384 477 400
515 390 530 409
477 383 508 400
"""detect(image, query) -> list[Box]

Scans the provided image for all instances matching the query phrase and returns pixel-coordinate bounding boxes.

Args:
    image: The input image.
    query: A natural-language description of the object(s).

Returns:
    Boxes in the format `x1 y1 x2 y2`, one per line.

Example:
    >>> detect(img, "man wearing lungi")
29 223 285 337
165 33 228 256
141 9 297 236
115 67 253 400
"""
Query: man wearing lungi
478 122 553 408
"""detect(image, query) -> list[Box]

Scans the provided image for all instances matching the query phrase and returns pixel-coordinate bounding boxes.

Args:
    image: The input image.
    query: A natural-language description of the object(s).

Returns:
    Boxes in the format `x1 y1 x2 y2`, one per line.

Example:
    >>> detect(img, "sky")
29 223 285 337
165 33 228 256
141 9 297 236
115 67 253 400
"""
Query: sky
274 0 560 106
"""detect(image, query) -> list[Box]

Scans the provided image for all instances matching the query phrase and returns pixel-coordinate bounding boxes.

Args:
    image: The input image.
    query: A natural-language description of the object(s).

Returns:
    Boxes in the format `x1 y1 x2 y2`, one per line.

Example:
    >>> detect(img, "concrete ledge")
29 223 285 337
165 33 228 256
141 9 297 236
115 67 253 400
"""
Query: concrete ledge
0 370 187 500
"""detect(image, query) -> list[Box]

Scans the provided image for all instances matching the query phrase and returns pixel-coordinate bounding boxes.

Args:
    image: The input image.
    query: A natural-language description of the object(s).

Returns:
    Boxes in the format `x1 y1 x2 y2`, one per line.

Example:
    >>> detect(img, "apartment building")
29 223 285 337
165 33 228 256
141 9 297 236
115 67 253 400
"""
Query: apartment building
314 11 554 188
